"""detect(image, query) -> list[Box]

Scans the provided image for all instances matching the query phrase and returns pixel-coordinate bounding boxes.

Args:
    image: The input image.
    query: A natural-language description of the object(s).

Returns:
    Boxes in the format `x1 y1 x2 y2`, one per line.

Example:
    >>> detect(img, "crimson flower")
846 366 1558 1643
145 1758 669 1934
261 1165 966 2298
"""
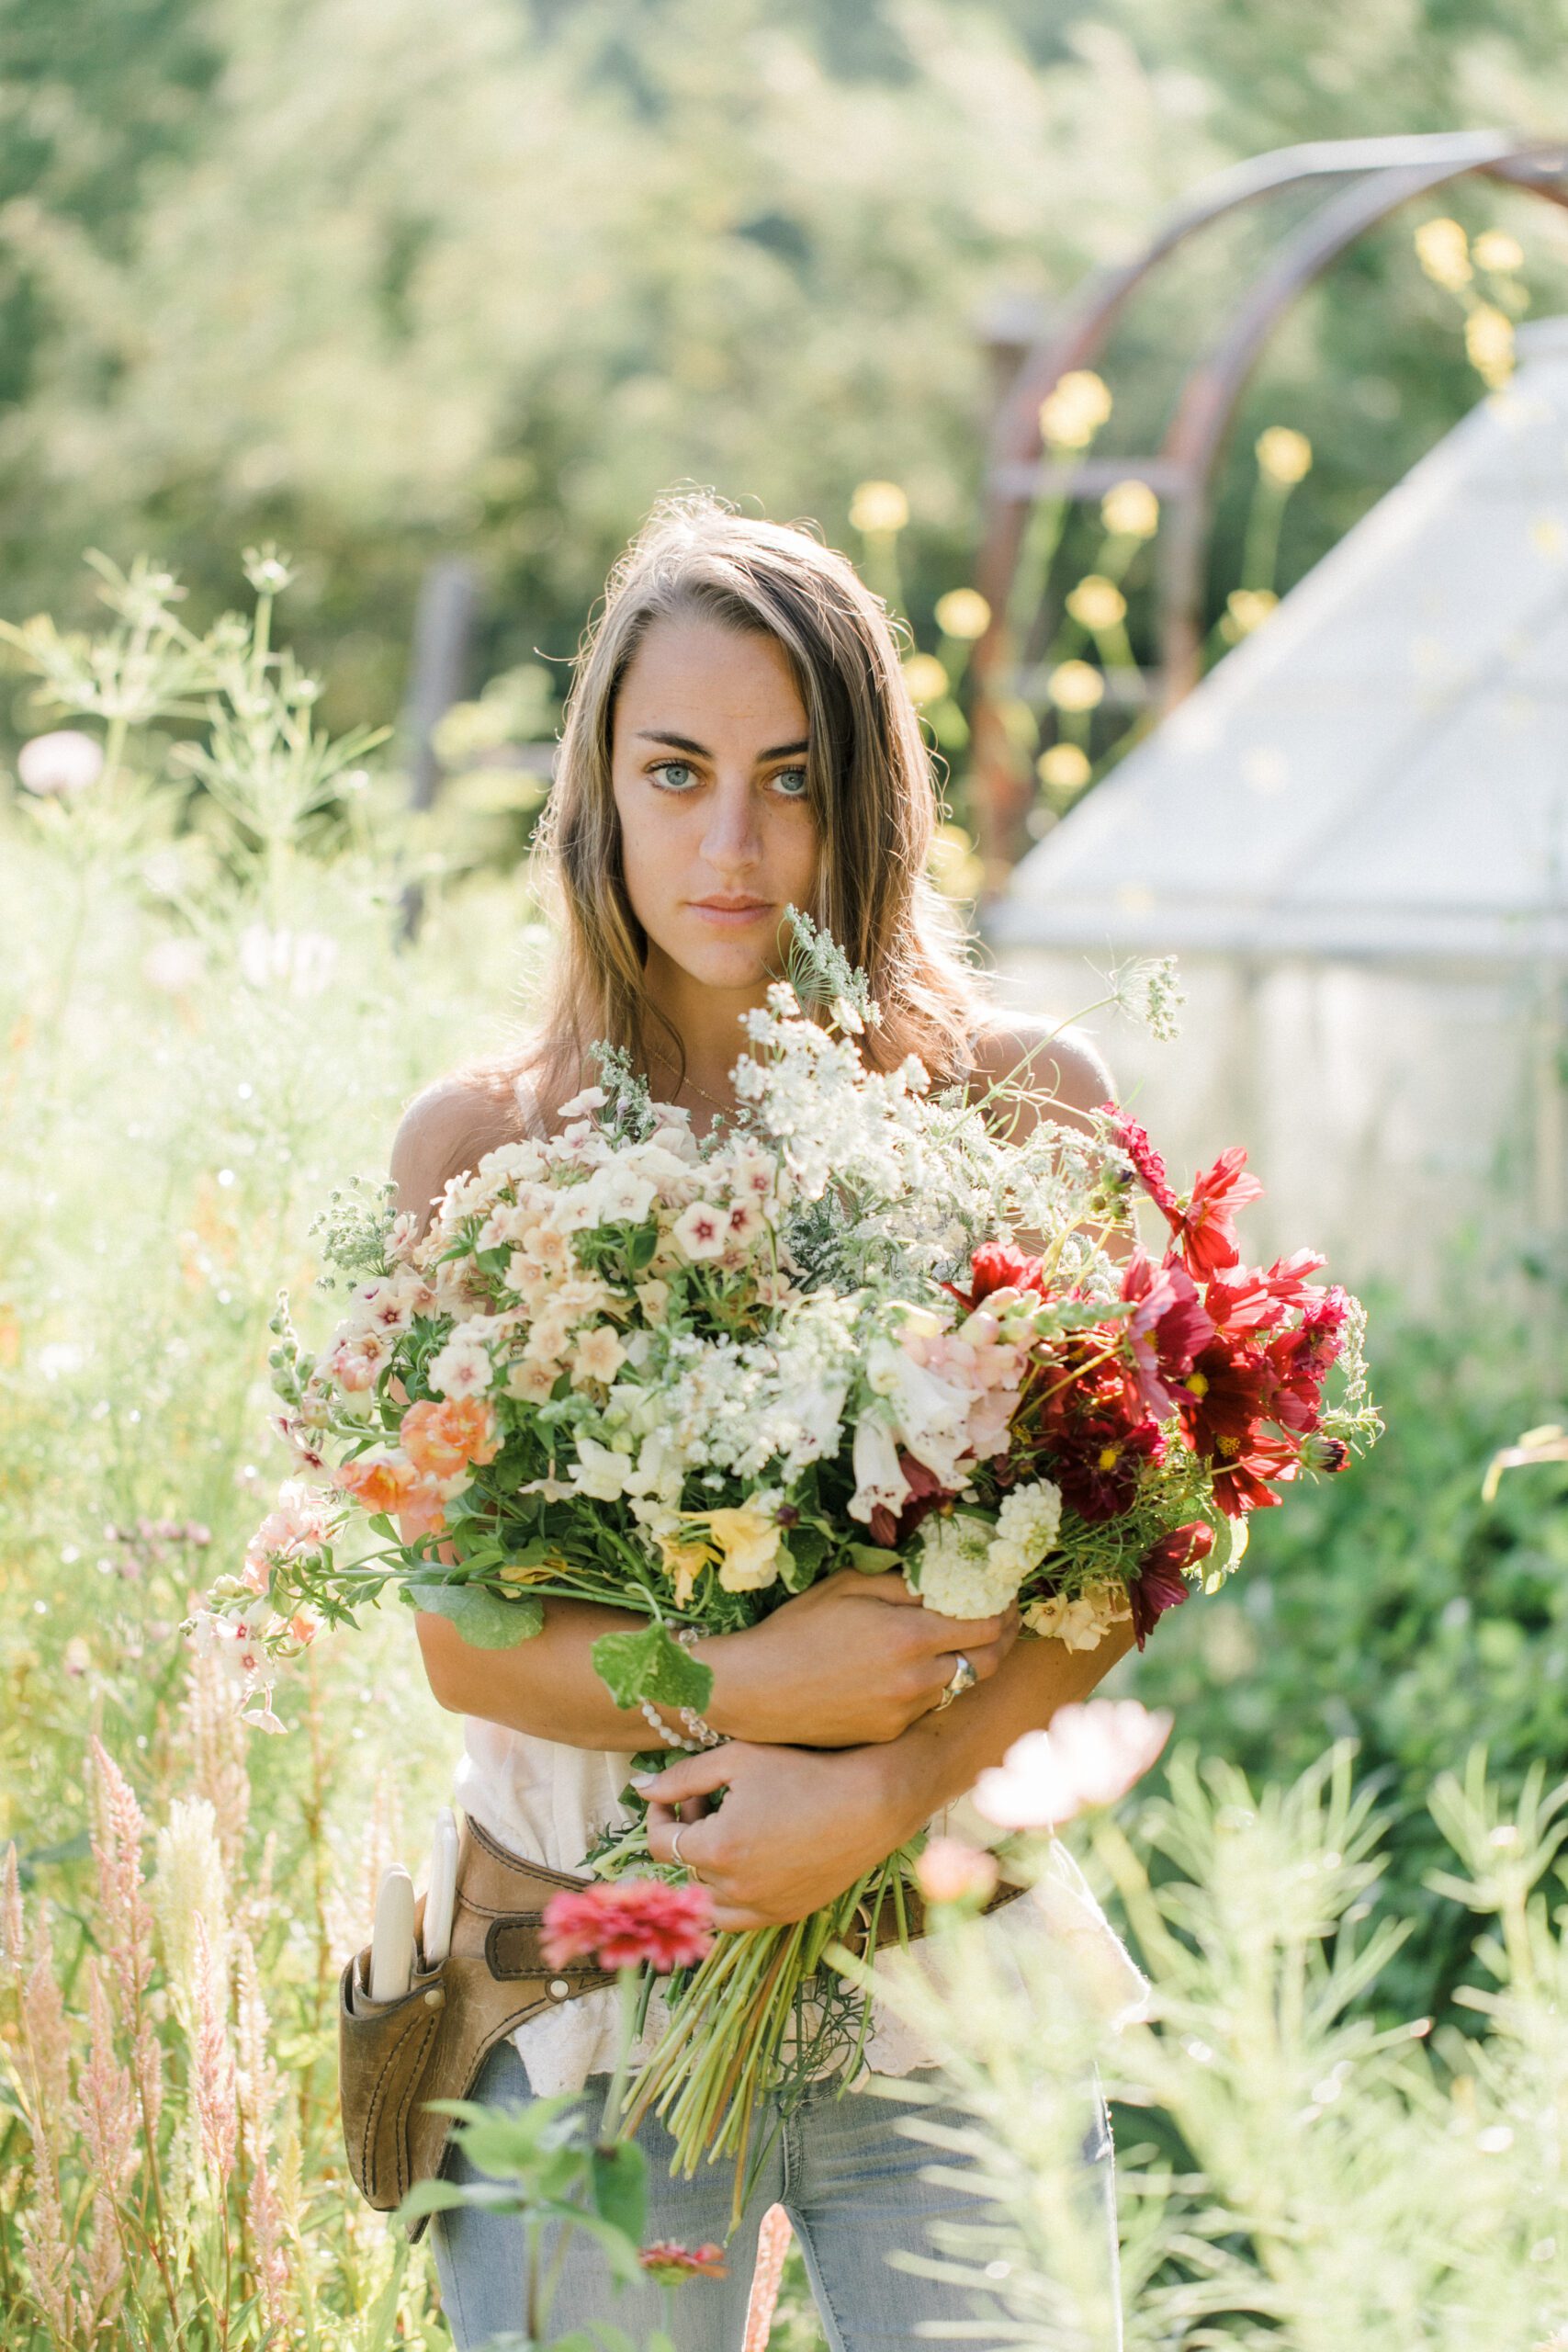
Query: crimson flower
1100 1105 1179 1219
1129 1523 1213 1649
541 1877 715 1973
1210 1430 1301 1517
1050 1414 1165 1522
1173 1147 1265 1280
1121 1248 1214 1418
944 1239 1048 1314
638 2240 728 2285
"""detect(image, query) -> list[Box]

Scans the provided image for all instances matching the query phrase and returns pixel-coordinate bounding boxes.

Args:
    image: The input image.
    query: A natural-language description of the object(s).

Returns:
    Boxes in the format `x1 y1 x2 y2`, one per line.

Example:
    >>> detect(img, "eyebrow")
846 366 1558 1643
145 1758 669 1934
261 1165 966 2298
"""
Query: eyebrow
634 730 810 762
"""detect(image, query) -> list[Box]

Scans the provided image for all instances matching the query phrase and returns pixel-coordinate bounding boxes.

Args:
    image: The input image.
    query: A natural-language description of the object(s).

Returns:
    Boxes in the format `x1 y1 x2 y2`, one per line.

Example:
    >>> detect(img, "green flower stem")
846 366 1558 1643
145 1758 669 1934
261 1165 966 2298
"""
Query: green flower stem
598 1965 643 2145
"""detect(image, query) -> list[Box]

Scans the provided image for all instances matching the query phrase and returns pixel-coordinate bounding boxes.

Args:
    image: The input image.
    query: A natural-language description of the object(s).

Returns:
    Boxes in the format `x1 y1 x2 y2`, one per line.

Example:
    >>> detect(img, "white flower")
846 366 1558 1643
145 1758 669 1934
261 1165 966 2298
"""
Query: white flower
426 1331 493 1400
849 1413 911 1525
17 729 103 797
970 1700 1173 1830
559 1084 607 1116
1021 1580 1131 1651
993 1477 1063 1568
865 1334 973 1487
915 1511 1022 1619
570 1436 636 1500
672 1200 728 1261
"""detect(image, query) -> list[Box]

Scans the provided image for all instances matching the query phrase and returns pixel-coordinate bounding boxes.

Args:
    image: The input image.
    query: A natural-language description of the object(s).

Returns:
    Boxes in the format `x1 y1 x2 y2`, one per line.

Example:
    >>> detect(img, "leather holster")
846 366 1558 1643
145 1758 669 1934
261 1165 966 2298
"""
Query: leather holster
337 1808 1024 2243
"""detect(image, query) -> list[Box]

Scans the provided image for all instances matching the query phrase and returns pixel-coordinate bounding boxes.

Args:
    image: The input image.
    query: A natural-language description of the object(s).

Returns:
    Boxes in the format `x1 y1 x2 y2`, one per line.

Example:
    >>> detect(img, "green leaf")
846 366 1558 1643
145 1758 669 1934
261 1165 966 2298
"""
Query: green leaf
590 2138 647 2245
407 1580 545 1647
844 1544 902 1576
591 1622 713 1712
389 2178 475 2222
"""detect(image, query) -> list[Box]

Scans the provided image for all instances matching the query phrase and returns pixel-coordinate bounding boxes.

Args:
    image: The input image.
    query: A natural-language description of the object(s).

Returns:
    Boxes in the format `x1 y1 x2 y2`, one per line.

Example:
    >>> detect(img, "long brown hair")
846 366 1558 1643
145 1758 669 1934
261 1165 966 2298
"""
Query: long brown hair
449 488 998 1136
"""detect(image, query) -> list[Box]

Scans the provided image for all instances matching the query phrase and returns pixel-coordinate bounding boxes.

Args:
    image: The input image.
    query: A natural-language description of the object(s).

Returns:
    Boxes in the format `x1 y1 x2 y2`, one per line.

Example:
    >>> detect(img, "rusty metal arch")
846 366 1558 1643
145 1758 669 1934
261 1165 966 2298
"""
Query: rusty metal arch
969 130 1568 891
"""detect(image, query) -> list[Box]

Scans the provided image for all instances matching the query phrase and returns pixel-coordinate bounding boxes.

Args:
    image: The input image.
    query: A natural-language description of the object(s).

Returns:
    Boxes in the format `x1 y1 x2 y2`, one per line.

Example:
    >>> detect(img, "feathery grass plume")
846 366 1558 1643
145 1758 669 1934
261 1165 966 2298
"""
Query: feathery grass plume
233 1928 293 2333
190 1908 239 2188
89 1733 155 2017
152 1793 230 2023
172 1638 254 1891
73 1959 135 2334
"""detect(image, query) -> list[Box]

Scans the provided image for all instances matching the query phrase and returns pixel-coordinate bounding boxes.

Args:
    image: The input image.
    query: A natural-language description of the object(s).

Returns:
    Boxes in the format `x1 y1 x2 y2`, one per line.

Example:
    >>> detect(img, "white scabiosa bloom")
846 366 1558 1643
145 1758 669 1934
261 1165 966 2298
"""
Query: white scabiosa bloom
915 1510 1023 1619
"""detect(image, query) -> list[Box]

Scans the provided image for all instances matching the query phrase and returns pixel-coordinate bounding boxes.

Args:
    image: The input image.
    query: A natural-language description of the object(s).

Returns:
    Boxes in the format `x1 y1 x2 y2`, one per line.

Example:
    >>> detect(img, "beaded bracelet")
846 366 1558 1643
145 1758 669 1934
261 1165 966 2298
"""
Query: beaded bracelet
671 1626 726 1748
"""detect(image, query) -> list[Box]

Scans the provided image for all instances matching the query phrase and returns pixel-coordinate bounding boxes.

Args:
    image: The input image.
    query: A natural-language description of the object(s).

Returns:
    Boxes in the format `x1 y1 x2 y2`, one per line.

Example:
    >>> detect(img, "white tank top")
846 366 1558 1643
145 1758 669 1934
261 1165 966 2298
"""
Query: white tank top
446 1069 1149 2093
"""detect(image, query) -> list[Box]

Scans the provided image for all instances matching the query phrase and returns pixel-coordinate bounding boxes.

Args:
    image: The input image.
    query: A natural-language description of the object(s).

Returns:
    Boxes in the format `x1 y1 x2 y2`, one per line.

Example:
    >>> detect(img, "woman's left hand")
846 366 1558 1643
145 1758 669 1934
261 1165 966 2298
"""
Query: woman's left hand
634 1740 919 1931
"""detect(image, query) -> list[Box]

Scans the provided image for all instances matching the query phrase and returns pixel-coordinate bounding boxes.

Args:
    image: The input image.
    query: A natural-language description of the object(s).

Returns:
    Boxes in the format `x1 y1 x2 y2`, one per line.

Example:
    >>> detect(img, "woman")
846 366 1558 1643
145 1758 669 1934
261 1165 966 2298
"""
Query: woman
391 491 1139 2349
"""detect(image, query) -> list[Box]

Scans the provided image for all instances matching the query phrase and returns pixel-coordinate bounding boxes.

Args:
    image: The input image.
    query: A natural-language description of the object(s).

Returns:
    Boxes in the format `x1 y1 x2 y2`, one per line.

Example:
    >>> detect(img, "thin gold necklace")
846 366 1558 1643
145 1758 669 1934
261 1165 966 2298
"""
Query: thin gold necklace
649 1050 733 1117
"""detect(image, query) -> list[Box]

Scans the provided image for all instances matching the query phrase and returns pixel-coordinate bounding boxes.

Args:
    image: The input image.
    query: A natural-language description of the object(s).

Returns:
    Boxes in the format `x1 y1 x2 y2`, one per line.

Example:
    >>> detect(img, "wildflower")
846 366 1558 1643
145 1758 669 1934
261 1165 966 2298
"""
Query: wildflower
673 1200 728 1261
401 1396 501 1478
916 1837 999 1905
971 1698 1173 1831
541 1878 716 1973
1120 1249 1214 1419
16 729 103 797
850 481 909 535
1021 1582 1129 1649
1047 1413 1163 1524
943 1240 1046 1315
637 2239 728 2285
1128 1523 1211 1649
934 588 990 640
1039 369 1111 450
915 1510 1019 1618
1066 575 1126 632
1047 659 1104 713
1174 1146 1265 1279
1100 1105 1179 1220
1256 425 1313 486
682 1502 786 1593
1100 478 1159 537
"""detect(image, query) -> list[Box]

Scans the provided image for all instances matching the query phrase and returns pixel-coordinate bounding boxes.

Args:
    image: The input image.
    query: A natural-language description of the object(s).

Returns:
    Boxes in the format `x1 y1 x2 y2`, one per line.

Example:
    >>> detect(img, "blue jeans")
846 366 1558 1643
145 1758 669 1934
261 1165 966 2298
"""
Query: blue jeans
429 2036 1122 2351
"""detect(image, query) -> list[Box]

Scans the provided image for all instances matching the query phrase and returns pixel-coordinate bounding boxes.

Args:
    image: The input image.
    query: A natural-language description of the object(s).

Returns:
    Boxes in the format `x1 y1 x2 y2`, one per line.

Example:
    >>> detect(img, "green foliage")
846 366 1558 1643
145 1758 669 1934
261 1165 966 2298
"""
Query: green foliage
1130 1261 1568 2029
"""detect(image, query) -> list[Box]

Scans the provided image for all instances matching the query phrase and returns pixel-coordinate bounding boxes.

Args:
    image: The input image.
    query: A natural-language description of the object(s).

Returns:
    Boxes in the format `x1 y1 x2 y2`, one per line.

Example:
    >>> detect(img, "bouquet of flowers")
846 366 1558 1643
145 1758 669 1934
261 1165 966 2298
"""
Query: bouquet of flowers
187 913 1380 2208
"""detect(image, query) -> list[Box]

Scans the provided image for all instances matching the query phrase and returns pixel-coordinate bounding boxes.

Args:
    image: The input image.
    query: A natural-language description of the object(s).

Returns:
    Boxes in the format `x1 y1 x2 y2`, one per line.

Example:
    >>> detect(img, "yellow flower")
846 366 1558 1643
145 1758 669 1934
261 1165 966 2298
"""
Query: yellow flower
1473 230 1524 276
934 588 991 640
499 1549 572 1587
1465 303 1515 388
683 1504 785 1593
1039 368 1112 450
1047 659 1104 713
850 480 909 535
1225 588 1279 637
1037 742 1091 791
1256 426 1312 488
902 652 949 705
658 1530 718 1611
1100 479 1159 538
1065 574 1126 632
1415 216 1472 290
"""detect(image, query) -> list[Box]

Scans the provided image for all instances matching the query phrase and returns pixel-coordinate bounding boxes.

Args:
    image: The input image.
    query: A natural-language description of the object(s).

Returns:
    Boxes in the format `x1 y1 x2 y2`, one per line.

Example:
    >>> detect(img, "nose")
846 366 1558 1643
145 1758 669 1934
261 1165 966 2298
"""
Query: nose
699 774 763 876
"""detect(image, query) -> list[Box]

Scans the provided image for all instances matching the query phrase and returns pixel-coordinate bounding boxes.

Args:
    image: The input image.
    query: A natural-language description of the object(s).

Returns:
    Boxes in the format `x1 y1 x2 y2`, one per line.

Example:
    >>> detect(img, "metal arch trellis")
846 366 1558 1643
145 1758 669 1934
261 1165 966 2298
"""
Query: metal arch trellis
967 129 1568 896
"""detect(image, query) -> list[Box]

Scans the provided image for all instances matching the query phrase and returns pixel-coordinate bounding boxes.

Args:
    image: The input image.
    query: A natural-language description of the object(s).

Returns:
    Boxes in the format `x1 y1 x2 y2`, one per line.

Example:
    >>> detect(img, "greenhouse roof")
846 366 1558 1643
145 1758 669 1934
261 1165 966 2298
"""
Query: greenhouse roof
988 318 1568 968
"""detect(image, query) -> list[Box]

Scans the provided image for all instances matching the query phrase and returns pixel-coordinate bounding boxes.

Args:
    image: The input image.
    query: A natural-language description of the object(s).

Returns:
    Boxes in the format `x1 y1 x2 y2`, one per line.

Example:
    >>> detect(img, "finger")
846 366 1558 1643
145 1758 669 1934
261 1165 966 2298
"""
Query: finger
642 1806 724 1877
914 1607 1016 1651
854 1570 922 1603
628 1744 737 1809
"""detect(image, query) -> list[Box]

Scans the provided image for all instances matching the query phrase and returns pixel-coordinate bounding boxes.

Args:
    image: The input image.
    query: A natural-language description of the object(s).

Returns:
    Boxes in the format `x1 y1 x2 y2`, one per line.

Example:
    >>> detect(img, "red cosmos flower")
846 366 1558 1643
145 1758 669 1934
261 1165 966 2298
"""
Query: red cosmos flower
1050 1415 1165 1522
541 1878 716 1973
943 1240 1048 1315
1174 1147 1265 1280
1263 1287 1350 1432
1210 1430 1301 1517
637 2240 728 2285
1100 1106 1179 1219
1174 1333 1276 1457
1129 1523 1213 1649
1120 1248 1215 1419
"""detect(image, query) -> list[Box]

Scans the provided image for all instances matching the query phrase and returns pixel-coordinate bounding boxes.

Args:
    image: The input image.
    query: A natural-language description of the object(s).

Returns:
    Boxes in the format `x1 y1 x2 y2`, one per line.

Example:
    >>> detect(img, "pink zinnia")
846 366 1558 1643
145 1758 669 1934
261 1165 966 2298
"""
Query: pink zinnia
638 2239 728 2285
541 1877 715 1973
971 1699 1173 1832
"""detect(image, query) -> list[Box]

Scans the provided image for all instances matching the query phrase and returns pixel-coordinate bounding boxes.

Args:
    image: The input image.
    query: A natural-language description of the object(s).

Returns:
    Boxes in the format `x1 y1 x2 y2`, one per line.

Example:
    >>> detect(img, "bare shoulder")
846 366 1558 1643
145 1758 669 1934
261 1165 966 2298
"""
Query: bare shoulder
389 1074 522 1239
968 1012 1115 1142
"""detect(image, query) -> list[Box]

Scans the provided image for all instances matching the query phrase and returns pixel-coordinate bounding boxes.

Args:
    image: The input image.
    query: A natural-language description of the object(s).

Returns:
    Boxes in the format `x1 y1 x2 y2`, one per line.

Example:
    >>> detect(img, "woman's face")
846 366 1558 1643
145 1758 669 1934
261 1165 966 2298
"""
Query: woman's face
610 613 820 1001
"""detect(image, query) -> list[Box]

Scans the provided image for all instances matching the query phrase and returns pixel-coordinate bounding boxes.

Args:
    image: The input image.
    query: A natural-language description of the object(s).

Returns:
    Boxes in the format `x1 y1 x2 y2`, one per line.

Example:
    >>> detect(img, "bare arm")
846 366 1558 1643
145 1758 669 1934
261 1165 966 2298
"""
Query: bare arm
391 1082 1017 1750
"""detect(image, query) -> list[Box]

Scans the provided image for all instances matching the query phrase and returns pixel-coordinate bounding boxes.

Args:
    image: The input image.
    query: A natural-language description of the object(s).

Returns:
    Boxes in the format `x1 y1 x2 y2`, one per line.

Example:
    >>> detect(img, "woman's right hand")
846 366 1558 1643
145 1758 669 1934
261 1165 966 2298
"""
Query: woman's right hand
709 1566 1021 1749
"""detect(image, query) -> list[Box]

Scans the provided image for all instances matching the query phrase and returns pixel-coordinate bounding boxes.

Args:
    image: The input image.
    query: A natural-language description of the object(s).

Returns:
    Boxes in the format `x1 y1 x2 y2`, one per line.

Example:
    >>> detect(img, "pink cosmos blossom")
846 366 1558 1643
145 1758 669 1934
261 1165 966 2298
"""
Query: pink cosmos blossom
915 1837 1000 1905
541 1876 716 1973
970 1699 1173 1832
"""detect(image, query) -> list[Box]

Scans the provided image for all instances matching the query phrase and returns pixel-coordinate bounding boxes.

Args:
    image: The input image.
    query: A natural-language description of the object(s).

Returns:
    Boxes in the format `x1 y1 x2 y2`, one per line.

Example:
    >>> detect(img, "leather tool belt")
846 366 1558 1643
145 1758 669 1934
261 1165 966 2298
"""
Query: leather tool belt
338 1807 1025 2244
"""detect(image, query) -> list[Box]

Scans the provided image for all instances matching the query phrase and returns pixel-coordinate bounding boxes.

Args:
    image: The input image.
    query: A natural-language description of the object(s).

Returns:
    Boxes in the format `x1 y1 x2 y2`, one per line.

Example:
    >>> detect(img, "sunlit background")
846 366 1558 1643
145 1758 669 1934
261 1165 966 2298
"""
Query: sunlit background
3 6 1567 2345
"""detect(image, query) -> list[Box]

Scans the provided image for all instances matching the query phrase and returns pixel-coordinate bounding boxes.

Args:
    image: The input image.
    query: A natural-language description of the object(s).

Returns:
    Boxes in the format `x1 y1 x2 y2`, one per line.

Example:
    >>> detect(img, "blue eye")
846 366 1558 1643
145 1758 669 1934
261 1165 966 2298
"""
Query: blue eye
774 766 809 798
649 761 697 792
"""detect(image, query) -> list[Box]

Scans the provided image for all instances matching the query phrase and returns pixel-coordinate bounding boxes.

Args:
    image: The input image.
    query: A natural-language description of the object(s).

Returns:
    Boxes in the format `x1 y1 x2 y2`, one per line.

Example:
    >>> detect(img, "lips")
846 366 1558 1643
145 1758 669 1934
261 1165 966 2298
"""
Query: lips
691 899 770 911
